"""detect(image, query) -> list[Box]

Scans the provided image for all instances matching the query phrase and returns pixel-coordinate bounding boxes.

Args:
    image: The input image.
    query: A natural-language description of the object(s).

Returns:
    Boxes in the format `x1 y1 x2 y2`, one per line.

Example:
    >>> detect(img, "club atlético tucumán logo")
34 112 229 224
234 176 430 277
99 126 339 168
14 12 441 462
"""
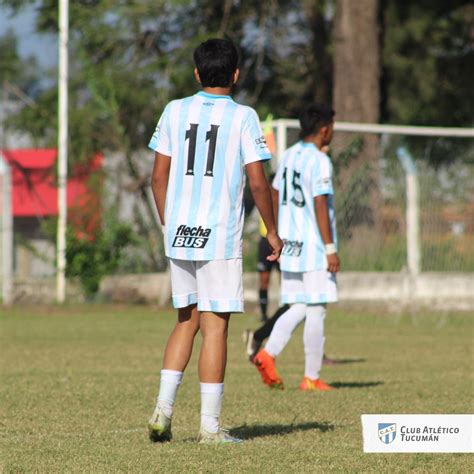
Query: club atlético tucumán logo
378 423 397 444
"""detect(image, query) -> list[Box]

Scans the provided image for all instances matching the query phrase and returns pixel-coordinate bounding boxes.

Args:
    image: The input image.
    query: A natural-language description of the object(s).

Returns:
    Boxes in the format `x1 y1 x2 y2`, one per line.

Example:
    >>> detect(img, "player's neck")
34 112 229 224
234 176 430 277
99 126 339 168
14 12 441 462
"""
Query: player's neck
302 136 324 150
201 86 232 97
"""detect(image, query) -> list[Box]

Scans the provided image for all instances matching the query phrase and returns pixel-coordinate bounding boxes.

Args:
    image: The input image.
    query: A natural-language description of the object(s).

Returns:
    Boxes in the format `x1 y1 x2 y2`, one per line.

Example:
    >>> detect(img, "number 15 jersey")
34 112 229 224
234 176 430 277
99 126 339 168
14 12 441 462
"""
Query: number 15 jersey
272 141 337 272
149 91 271 261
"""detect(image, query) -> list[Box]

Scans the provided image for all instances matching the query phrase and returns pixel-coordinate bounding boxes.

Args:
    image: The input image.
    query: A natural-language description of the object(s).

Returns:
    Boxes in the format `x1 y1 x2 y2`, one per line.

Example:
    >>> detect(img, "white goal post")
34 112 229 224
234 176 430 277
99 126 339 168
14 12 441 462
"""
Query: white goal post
272 119 474 163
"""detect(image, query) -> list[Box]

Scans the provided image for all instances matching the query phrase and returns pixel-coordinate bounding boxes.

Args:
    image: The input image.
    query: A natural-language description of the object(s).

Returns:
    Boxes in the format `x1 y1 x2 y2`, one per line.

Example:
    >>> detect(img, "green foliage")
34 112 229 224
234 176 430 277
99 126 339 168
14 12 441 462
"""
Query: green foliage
0 29 38 95
2 0 471 144
2 0 472 276
65 221 135 298
382 0 474 127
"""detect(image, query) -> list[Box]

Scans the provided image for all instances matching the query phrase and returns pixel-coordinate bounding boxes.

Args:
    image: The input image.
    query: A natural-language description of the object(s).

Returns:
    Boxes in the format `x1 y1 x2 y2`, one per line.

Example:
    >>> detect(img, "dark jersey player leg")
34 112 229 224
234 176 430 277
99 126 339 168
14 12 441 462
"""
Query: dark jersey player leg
244 304 340 364
257 236 279 321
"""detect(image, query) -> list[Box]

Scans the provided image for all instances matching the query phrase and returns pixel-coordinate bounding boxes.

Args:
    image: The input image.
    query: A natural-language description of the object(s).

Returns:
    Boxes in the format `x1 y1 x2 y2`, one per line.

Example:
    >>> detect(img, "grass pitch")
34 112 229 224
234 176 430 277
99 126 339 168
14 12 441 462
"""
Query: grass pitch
1 304 472 472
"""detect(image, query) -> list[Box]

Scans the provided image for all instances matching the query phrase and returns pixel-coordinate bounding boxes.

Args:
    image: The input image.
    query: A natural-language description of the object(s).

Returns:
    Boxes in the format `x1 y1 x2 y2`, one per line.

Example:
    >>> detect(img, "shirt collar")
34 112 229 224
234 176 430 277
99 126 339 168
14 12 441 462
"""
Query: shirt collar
196 91 232 100
300 141 317 149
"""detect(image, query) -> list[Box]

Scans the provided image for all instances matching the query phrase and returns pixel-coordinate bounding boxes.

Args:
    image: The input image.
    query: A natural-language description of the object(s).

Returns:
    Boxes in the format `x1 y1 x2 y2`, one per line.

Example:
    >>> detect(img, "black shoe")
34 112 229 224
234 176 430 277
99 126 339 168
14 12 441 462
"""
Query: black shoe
242 329 263 362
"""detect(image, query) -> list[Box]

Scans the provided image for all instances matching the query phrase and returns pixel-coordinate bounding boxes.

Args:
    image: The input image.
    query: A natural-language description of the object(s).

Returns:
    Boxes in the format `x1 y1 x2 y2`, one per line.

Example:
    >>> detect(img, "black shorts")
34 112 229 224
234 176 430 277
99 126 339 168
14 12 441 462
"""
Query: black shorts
257 237 280 273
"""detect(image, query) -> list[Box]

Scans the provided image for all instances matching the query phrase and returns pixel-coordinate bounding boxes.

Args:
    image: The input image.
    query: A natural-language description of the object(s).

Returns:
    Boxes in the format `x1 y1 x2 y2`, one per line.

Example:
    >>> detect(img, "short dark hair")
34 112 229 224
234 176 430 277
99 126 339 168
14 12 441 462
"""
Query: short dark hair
193 38 239 88
299 103 335 139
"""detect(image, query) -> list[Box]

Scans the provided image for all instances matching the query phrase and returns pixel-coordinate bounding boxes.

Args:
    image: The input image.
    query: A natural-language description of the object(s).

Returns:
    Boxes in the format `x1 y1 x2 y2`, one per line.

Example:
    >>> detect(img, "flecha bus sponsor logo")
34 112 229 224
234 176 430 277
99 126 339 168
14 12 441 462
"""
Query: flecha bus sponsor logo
172 225 212 249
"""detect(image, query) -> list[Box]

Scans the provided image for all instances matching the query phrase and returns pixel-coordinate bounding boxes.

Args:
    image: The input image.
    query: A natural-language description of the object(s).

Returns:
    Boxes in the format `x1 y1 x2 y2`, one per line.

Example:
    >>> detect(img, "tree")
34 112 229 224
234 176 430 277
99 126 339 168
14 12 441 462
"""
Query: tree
0 29 38 95
333 0 380 124
1 0 337 270
3 0 470 275
381 0 474 127
332 0 381 232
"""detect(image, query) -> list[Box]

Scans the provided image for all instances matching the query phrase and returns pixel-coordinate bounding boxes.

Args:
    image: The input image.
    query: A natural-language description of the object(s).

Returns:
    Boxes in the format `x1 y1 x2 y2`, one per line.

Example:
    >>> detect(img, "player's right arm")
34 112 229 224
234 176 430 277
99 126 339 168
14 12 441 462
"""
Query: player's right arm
148 103 172 227
246 161 283 261
151 152 171 225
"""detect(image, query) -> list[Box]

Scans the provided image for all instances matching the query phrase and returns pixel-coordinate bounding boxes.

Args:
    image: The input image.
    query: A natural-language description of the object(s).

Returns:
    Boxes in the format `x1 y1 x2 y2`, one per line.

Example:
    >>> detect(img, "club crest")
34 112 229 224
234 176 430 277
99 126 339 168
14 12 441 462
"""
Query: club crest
378 423 396 444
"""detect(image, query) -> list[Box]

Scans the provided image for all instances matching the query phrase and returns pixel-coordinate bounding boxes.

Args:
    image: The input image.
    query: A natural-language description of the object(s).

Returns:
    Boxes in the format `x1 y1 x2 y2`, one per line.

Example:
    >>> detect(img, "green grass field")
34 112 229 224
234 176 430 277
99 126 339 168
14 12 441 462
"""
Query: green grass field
1 305 472 473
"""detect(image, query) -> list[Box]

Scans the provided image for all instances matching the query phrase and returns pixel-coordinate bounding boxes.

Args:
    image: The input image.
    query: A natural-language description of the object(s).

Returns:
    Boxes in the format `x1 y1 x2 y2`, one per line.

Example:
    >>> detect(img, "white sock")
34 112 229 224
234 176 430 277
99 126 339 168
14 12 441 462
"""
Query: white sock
157 369 183 418
303 304 326 379
200 383 224 434
265 304 306 357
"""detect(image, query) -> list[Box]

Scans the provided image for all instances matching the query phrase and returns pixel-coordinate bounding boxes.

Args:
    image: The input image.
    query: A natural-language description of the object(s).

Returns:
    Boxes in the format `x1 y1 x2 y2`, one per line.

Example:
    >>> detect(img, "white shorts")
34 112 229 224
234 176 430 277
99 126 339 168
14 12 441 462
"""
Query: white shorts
281 269 338 305
169 258 244 313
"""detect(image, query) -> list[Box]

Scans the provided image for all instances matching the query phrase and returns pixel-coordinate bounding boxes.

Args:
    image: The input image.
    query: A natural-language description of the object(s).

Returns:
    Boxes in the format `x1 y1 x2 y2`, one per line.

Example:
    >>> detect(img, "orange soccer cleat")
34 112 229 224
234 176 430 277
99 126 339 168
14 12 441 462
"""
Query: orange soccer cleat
299 377 335 391
253 350 284 390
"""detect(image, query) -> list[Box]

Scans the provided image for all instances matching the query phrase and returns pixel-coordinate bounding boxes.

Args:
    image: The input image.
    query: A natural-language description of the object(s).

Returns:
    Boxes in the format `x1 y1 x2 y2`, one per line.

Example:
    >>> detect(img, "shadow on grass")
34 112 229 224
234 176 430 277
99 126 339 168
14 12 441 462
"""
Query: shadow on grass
229 421 334 440
330 381 384 389
325 357 366 365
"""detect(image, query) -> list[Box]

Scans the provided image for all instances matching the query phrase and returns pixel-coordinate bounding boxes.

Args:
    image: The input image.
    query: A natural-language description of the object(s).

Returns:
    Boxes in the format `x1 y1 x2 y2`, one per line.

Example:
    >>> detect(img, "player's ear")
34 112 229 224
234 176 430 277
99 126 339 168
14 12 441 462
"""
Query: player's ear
321 124 333 145
319 125 328 139
232 69 240 84
194 68 201 84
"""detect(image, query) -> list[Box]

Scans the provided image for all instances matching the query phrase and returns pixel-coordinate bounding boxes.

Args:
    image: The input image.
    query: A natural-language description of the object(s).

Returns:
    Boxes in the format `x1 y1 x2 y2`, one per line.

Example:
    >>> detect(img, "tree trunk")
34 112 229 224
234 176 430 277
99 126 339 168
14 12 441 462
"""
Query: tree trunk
333 0 380 123
333 0 382 238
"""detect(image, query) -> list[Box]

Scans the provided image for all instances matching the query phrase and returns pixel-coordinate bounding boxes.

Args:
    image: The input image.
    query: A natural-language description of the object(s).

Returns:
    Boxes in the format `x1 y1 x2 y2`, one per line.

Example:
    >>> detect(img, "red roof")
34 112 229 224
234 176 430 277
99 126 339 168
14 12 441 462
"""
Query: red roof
1 149 102 218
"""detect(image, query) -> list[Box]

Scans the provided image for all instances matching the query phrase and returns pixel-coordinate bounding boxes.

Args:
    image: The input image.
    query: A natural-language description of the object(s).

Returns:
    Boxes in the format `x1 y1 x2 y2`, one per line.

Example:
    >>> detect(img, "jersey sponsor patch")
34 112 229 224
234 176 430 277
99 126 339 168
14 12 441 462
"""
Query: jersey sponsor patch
255 135 268 151
282 239 304 257
172 225 212 249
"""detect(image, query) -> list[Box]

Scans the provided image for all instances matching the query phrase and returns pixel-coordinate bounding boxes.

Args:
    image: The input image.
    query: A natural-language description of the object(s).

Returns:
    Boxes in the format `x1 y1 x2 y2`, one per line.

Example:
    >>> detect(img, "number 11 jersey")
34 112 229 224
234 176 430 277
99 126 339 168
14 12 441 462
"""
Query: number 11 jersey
149 91 271 261
272 141 337 272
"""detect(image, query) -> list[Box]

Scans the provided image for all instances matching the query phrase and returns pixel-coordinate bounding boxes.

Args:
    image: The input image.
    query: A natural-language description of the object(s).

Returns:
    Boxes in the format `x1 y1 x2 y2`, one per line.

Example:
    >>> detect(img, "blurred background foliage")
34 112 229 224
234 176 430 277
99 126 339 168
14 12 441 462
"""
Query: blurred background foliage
1 0 472 275
1 0 472 160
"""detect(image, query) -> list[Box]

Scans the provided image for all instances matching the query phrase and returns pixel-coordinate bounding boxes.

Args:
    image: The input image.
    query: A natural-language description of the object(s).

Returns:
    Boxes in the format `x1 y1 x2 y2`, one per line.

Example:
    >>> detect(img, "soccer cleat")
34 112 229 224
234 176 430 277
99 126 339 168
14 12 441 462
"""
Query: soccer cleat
148 406 172 442
299 377 335 391
253 349 284 389
197 427 243 444
242 329 262 362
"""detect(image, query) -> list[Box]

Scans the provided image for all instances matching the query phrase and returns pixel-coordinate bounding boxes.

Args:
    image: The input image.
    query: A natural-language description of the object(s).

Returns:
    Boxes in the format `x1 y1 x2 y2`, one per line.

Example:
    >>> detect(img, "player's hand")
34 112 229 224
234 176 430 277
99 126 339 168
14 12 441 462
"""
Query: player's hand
266 231 283 262
327 253 340 273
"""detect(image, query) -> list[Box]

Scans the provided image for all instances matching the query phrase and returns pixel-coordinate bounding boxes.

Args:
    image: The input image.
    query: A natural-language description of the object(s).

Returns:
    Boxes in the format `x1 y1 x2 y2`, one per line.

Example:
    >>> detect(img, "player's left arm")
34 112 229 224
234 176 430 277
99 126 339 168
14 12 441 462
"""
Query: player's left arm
314 195 340 273
241 108 283 261
246 161 283 261
313 155 339 273
151 152 171 225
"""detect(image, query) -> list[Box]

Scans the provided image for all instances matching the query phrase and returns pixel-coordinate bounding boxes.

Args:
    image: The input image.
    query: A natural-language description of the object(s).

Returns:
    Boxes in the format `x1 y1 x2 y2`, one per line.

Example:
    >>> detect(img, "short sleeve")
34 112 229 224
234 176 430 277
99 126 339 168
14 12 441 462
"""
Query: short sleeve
241 108 272 165
312 154 334 196
148 104 172 156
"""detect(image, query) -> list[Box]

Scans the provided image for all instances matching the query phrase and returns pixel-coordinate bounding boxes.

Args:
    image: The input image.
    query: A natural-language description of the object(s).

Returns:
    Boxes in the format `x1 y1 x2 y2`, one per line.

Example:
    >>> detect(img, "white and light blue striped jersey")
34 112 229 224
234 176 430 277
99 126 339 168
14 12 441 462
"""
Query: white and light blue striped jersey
149 91 271 261
272 141 337 272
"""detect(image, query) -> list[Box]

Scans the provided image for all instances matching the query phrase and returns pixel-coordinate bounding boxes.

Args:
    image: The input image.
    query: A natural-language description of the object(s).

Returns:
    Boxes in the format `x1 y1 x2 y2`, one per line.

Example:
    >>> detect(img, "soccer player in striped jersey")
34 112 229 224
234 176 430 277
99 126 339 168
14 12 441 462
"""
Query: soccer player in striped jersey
254 103 339 391
147 38 283 444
